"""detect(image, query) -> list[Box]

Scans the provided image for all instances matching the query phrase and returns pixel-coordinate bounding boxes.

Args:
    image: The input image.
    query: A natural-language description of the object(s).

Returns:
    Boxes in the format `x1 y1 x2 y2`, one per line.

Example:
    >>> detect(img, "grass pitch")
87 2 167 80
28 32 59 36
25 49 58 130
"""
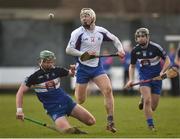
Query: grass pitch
0 93 180 138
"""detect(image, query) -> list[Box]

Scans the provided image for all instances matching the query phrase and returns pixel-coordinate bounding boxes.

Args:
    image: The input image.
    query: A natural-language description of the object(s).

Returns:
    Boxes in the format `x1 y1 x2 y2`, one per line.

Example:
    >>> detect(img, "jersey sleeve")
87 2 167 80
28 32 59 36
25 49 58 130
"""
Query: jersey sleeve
156 45 167 60
130 49 137 65
67 28 83 49
24 75 36 87
98 27 124 52
57 67 69 77
99 27 114 41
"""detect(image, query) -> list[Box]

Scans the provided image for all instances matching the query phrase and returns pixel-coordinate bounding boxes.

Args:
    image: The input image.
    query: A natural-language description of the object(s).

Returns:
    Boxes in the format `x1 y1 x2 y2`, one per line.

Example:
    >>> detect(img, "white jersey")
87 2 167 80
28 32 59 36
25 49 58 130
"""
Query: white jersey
67 26 123 67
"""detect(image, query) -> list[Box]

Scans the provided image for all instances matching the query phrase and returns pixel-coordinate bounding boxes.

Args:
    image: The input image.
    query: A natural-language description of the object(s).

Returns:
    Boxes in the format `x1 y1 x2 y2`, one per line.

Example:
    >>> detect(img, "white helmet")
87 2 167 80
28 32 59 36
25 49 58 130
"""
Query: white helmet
80 8 96 24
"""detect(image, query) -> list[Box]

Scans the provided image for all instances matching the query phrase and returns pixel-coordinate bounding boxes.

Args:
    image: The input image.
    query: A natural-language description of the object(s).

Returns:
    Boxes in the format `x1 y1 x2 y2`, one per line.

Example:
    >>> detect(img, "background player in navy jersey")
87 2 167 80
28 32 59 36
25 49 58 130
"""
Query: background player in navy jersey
175 46 180 67
125 28 171 131
66 8 125 133
16 50 96 134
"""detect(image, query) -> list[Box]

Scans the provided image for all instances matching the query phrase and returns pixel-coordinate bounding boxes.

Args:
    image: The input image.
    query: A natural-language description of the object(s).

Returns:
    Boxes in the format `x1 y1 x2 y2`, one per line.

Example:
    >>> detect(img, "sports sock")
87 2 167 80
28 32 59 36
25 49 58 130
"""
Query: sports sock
107 115 113 123
146 118 154 126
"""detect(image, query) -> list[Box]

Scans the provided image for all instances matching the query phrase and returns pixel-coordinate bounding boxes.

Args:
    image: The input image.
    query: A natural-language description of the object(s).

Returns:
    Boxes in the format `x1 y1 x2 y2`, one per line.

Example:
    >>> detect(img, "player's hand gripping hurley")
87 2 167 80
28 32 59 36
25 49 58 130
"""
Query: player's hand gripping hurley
127 66 179 87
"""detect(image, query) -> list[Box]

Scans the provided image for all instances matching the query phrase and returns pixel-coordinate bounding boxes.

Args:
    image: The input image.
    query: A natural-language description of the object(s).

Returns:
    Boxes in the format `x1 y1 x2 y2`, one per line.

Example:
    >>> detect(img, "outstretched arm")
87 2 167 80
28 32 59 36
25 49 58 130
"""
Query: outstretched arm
124 64 136 89
105 31 125 58
16 83 29 121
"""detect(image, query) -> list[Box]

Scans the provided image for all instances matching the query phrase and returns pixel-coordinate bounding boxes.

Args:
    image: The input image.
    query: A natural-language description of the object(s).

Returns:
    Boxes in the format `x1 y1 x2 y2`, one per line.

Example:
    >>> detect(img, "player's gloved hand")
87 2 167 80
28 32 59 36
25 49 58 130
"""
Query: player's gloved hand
124 80 133 89
80 51 96 61
16 108 24 121
69 64 76 77
117 51 125 59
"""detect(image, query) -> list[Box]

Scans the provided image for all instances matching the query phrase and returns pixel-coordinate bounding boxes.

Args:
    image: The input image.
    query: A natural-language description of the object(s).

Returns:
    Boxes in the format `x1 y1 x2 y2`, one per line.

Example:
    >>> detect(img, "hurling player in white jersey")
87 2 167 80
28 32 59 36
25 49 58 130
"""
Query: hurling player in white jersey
66 8 125 133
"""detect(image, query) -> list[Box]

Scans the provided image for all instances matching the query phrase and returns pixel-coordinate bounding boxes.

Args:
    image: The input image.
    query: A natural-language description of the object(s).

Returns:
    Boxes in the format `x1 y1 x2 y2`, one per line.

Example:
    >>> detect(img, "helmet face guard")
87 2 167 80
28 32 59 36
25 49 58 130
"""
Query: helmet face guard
135 28 150 42
80 8 96 28
39 50 56 61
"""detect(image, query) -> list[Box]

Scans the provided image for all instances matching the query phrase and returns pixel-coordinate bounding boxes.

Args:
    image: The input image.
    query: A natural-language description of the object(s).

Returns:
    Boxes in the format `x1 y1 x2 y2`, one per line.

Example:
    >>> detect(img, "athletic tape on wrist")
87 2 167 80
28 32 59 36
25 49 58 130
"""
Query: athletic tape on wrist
17 108 23 113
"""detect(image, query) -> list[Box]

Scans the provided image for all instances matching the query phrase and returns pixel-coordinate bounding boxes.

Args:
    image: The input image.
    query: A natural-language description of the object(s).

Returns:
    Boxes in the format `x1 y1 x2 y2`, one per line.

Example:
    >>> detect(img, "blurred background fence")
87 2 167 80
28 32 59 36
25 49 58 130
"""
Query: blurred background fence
0 0 180 95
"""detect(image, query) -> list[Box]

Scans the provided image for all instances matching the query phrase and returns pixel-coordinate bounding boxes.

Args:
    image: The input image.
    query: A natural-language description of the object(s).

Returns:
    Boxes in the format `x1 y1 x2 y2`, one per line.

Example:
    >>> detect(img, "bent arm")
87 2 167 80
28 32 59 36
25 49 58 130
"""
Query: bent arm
124 64 135 89
161 56 171 73
66 47 83 57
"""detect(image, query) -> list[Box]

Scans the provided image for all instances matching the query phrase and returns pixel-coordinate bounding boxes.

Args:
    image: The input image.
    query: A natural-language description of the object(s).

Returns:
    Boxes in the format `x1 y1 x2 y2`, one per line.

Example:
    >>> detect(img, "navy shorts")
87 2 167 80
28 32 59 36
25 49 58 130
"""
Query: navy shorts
140 80 162 95
76 63 105 83
39 89 77 121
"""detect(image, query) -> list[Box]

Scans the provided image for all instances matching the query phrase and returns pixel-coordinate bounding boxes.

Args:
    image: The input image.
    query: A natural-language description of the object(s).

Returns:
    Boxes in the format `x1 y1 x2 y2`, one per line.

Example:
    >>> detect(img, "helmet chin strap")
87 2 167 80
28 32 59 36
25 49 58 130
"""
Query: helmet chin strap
39 59 46 72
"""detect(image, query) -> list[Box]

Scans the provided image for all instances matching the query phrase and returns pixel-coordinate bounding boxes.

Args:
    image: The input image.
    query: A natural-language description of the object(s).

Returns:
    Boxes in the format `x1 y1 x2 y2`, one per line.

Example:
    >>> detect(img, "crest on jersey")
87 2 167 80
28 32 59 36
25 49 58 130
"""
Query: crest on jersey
142 51 147 56
149 52 153 56
136 51 141 55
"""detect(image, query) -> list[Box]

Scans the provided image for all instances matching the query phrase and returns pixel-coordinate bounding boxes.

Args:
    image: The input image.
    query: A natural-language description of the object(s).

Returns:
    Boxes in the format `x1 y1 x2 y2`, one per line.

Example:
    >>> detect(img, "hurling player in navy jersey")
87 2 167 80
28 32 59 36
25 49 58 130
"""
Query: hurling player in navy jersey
125 28 170 131
175 46 180 67
66 8 125 133
16 50 96 134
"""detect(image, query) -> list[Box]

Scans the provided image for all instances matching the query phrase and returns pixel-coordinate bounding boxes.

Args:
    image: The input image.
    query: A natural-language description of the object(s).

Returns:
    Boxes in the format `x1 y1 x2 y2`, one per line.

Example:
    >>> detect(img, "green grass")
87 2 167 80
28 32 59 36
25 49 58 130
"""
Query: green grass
0 93 180 138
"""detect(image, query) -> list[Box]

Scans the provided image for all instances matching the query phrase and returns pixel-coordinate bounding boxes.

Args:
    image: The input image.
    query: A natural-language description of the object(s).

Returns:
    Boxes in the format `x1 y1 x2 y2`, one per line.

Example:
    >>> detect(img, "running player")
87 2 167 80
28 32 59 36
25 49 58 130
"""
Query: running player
16 50 96 134
175 46 180 67
125 28 171 131
66 8 125 133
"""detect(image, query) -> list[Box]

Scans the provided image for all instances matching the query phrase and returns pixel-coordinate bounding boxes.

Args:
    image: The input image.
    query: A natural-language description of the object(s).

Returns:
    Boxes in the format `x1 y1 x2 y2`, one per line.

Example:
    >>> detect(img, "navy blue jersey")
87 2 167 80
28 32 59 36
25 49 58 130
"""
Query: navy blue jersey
131 41 167 80
24 67 69 103
24 67 76 119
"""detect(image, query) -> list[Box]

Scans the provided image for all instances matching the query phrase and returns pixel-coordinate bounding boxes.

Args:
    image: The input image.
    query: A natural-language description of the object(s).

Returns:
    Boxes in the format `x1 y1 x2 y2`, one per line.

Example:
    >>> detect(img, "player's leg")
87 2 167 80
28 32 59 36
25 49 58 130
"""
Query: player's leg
93 74 116 133
151 93 160 111
151 80 162 111
75 83 88 104
55 116 87 134
75 64 91 104
70 104 96 125
138 95 144 110
140 86 155 130
55 116 72 131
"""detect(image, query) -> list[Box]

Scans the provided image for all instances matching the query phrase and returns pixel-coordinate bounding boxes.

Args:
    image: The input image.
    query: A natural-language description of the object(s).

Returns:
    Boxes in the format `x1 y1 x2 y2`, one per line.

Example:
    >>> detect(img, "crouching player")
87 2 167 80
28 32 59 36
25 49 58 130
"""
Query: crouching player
125 28 170 131
16 50 96 134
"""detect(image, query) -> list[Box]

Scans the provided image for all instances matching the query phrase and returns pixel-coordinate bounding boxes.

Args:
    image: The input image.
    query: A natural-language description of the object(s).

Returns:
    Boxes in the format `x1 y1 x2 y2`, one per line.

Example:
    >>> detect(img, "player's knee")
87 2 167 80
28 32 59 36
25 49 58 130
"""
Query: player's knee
77 98 85 104
75 95 86 104
103 86 112 96
144 97 151 106
151 105 157 111
86 117 96 126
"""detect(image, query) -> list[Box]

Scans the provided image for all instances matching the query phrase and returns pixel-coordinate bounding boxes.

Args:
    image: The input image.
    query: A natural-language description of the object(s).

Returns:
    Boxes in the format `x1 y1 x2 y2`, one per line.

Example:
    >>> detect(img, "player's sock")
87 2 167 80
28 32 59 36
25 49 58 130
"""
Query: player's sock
107 115 113 122
106 115 116 133
146 118 154 126
146 118 157 131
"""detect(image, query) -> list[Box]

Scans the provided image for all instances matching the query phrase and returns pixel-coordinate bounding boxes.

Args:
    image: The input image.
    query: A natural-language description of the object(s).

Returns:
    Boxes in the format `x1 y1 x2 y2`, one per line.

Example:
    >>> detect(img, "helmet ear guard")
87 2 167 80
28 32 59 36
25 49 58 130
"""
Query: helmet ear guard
135 28 150 42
